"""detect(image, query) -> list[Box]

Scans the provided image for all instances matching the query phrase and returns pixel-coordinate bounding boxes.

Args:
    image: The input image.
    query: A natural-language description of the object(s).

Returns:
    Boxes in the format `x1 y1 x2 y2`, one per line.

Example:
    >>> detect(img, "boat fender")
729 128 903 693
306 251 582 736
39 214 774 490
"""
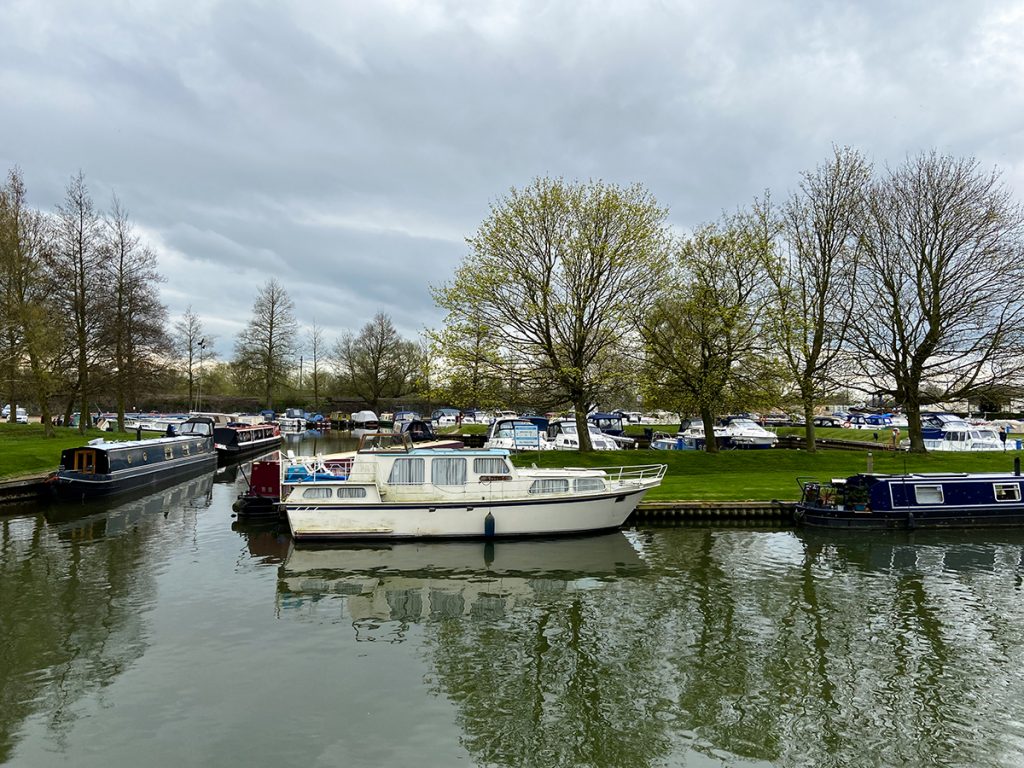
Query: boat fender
907 510 915 530
484 511 495 538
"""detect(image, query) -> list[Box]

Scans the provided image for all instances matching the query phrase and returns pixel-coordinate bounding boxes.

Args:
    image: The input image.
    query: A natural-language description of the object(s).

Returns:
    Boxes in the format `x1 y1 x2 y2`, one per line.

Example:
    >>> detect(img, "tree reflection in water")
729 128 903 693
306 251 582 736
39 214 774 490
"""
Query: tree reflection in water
0 475 213 762
277 526 1024 768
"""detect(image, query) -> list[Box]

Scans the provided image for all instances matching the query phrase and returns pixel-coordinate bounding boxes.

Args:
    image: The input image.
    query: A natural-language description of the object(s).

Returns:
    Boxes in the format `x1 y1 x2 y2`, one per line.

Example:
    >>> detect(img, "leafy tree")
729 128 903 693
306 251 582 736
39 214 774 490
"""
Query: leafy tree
848 152 1024 451
433 178 668 450
333 312 421 412
640 207 778 452
232 279 298 409
427 308 506 409
766 148 870 451
0 168 57 431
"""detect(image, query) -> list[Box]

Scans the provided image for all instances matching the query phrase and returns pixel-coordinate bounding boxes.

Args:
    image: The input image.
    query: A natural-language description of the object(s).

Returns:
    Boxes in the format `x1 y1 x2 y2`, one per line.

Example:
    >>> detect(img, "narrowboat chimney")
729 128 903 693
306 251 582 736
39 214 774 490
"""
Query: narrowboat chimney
1015 457 1020 477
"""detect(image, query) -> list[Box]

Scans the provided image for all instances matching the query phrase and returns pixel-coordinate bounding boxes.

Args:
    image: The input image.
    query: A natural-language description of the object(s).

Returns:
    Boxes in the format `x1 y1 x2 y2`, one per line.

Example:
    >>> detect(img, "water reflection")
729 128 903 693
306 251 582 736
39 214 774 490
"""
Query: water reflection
0 474 214 763
277 532 647 637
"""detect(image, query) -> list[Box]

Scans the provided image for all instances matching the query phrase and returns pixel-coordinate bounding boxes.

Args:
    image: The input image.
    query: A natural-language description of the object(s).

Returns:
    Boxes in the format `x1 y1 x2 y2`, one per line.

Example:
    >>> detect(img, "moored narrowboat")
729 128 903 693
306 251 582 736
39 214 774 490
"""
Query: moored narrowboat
51 416 217 500
796 465 1024 529
213 421 283 462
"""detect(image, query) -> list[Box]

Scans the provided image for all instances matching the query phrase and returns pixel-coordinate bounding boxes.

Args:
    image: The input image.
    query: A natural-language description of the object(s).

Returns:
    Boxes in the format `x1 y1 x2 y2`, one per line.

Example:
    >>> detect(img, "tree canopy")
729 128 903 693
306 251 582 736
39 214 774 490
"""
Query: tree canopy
433 177 668 449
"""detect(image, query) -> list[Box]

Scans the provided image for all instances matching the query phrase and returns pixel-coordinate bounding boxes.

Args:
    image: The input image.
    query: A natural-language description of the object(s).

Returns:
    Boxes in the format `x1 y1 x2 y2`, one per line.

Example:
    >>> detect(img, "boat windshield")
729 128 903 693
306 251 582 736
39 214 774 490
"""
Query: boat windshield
179 421 212 436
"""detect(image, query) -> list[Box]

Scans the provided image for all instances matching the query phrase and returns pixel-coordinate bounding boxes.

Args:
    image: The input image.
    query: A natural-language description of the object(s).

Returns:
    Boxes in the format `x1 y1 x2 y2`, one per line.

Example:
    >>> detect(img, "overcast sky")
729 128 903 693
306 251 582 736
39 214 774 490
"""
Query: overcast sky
2 0 1022 357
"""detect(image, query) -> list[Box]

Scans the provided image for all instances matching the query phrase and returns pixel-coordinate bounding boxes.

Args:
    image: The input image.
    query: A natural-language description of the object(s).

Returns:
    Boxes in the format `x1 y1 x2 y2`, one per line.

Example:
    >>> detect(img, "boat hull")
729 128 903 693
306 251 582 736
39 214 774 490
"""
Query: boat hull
797 504 1024 529
53 453 217 500
215 435 284 463
286 486 653 541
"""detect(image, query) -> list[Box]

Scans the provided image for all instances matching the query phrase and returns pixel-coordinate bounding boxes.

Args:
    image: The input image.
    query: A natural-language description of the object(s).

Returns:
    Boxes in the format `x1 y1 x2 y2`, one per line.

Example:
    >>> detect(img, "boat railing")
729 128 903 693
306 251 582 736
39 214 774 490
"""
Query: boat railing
581 464 667 485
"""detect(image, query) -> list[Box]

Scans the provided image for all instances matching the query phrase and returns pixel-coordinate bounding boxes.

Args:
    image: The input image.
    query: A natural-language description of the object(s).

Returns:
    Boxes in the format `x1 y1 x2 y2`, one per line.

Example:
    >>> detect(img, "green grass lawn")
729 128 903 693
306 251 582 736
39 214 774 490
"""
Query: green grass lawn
0 423 138 481
6 421 1021 502
510 446 1024 501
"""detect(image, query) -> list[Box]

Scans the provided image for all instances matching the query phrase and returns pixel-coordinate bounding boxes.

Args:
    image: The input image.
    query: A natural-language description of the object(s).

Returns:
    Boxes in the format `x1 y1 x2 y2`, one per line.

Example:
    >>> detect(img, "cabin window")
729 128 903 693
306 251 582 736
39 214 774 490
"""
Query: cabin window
388 457 425 485
335 487 368 499
473 457 510 475
529 478 570 494
301 487 333 499
575 477 605 493
914 485 944 504
995 483 1021 502
182 444 190 456
431 457 467 485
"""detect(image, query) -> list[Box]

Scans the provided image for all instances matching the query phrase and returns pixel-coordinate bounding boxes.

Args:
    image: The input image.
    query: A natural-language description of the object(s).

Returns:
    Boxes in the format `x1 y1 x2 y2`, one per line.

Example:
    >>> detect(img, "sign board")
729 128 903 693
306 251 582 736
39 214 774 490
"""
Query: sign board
513 425 540 449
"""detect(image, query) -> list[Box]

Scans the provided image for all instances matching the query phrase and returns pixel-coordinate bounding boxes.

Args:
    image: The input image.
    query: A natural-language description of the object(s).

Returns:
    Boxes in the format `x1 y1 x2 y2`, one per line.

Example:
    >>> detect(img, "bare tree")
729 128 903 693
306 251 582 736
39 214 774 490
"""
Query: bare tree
433 178 668 450
174 306 212 411
849 152 1024 451
333 312 421 412
103 196 170 430
640 207 778 452
307 319 327 410
232 279 298 410
766 147 870 451
52 172 105 433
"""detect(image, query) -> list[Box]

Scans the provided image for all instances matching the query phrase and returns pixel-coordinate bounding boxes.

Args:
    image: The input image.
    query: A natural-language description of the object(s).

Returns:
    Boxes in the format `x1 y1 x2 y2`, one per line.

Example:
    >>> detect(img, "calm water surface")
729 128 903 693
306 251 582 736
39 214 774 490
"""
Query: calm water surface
3 432 1024 767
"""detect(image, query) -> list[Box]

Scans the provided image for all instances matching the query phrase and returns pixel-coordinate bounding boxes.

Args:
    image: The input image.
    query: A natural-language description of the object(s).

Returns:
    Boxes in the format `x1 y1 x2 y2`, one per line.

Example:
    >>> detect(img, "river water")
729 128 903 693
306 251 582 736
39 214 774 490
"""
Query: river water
3 432 1024 767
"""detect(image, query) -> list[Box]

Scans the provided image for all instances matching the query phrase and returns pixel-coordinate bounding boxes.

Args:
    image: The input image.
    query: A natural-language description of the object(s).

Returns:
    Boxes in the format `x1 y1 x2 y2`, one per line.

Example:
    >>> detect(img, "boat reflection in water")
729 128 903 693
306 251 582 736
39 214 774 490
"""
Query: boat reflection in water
44 472 214 540
277 531 647 636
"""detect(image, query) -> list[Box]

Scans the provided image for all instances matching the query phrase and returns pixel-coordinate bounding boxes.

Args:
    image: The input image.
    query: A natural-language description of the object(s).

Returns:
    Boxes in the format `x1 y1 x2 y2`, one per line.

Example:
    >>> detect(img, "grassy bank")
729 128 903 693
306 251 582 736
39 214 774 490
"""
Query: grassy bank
0 423 137 481
513 447 1024 501
4 422 1022 502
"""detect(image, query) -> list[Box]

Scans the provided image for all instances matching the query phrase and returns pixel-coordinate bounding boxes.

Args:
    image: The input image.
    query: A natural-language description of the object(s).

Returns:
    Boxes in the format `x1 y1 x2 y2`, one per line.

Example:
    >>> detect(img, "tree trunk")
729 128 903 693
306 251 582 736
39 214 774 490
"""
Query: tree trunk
700 408 718 454
573 399 592 452
904 397 925 453
802 397 817 453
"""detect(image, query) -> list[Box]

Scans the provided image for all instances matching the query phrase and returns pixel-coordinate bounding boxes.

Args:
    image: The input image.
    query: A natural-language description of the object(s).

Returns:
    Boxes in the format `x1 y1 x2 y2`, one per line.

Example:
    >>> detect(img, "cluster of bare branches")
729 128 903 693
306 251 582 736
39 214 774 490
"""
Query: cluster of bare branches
1 168 171 433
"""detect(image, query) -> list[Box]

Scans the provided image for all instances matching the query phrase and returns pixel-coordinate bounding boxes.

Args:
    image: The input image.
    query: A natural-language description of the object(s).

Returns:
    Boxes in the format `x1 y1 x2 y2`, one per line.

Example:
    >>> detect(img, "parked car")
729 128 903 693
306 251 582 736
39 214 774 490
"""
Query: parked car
1 404 28 424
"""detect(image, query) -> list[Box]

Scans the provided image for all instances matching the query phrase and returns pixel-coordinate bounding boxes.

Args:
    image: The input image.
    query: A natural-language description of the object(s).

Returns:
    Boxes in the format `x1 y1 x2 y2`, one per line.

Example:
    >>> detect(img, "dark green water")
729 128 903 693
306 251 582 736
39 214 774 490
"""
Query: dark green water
4 433 1024 767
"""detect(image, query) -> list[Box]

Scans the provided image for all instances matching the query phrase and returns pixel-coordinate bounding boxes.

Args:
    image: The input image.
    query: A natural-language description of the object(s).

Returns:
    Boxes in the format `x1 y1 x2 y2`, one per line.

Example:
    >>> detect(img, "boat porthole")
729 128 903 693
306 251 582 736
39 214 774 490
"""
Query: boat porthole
126 454 132 465
142 452 148 461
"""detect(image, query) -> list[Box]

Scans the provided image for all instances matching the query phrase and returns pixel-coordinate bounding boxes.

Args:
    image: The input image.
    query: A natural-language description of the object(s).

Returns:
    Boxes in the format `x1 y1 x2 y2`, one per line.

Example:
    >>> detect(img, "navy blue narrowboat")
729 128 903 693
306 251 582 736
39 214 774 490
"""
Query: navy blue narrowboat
52 416 217 500
796 467 1024 529
213 421 283 462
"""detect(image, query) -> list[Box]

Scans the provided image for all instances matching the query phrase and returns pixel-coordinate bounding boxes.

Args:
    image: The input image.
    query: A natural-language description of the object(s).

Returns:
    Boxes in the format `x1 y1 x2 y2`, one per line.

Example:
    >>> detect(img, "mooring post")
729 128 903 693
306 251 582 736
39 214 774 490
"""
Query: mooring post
866 452 873 474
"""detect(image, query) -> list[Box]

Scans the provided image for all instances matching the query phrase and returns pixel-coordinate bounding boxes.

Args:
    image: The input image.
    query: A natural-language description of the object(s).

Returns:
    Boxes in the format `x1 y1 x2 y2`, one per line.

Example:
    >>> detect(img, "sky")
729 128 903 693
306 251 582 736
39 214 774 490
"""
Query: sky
2 0 1023 359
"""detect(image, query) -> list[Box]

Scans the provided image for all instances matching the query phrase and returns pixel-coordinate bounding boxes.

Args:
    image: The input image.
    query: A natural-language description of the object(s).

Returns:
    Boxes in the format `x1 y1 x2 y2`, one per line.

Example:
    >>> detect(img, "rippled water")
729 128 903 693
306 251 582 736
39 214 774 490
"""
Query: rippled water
4 433 1024 767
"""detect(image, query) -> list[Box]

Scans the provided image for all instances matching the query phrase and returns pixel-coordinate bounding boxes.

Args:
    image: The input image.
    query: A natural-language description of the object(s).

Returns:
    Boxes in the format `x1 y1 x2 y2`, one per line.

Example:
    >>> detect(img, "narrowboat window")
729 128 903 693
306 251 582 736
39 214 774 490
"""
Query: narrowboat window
995 483 1021 502
183 444 190 456
164 446 174 460
301 487 333 499
388 457 425 484
142 451 148 461
431 457 467 485
529 478 570 494
335 487 368 499
914 485 944 504
575 477 605 493
473 457 510 475
125 453 132 465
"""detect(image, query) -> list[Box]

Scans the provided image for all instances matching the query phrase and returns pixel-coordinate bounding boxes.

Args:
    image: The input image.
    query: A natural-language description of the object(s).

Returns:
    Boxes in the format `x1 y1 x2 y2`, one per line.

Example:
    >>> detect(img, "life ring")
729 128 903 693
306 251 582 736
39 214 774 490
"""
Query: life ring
842 421 851 428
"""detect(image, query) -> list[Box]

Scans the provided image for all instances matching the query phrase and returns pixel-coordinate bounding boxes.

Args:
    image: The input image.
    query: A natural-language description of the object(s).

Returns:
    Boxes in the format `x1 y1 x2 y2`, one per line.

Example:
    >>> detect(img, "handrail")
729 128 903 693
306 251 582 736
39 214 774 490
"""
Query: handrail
567 464 668 484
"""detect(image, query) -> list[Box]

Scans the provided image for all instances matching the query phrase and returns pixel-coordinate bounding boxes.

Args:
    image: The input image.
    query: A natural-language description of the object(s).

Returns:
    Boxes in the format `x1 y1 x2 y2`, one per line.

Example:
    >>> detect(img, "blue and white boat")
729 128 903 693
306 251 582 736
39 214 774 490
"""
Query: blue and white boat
795 466 1024 528
911 413 1002 451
